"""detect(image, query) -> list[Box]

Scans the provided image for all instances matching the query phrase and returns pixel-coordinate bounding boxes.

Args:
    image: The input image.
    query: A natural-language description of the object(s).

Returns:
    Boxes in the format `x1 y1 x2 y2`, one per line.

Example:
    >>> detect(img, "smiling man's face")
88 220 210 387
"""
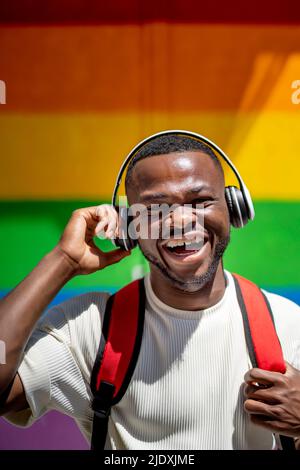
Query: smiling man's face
126 151 231 292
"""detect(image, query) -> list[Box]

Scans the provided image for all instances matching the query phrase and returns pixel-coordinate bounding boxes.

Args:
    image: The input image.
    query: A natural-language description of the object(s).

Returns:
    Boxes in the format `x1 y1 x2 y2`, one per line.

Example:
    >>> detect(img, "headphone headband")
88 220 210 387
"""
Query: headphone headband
112 129 255 221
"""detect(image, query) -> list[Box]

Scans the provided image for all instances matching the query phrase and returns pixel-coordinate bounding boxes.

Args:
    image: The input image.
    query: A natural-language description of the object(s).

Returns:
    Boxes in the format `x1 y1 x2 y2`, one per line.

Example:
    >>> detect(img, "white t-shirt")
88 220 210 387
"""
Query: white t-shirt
4 271 300 449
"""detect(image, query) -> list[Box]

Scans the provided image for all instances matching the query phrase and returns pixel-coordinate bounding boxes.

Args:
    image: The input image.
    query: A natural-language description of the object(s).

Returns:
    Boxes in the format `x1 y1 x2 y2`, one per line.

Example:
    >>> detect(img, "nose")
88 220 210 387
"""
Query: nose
171 205 196 228
164 206 203 239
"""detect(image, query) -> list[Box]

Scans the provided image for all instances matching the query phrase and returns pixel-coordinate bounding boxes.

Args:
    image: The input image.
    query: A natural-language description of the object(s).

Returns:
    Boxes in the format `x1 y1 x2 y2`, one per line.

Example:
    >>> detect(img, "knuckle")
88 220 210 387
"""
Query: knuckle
96 206 105 216
283 375 292 387
282 384 296 400
244 385 255 398
270 405 284 418
72 208 83 217
276 376 287 388
244 399 252 410
108 210 117 220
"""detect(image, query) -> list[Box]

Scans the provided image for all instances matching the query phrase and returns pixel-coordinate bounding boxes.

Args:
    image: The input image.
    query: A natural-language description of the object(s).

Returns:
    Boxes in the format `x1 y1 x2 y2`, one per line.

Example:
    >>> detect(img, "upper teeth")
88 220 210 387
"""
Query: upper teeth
166 240 199 248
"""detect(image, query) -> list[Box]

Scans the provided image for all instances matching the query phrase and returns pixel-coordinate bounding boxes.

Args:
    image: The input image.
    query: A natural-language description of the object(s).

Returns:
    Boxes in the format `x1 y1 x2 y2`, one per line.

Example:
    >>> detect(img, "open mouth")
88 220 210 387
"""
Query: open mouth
159 231 211 266
164 239 204 256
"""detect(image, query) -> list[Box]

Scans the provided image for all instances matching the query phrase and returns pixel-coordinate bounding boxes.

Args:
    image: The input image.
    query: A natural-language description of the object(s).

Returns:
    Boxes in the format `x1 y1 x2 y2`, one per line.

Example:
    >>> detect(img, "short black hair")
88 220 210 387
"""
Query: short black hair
125 134 223 189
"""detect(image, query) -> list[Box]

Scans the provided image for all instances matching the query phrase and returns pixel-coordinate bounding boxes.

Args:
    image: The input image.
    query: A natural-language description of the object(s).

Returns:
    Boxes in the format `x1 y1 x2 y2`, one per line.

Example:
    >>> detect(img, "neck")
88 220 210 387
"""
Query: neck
149 262 226 311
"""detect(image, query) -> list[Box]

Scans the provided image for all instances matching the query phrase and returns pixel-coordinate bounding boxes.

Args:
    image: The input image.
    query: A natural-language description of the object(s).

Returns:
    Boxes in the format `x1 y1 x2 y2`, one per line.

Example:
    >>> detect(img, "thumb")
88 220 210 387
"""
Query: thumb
103 248 131 268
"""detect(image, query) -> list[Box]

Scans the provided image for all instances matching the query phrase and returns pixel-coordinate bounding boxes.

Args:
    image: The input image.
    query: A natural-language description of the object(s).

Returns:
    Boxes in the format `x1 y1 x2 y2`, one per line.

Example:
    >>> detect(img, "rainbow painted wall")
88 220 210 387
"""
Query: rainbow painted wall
0 0 299 449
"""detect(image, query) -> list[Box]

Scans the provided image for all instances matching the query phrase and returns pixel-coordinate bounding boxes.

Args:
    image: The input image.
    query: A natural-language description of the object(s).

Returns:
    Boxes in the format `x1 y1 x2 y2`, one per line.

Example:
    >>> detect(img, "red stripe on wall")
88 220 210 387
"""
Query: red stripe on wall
0 0 300 25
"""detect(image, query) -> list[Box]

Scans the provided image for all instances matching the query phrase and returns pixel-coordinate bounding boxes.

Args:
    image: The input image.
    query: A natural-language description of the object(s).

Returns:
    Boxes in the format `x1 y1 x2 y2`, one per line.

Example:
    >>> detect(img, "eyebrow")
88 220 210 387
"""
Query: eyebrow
139 184 212 203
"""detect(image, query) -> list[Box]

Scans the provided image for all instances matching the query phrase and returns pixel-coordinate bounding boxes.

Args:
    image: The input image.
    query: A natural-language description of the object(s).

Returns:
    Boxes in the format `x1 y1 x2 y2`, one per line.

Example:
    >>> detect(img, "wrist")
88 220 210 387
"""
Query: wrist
47 245 80 279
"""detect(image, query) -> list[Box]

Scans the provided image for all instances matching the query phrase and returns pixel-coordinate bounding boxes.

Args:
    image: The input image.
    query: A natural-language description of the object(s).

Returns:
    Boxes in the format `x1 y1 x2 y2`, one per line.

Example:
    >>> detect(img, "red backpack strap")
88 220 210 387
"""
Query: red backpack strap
232 273 286 374
90 278 146 450
232 274 296 451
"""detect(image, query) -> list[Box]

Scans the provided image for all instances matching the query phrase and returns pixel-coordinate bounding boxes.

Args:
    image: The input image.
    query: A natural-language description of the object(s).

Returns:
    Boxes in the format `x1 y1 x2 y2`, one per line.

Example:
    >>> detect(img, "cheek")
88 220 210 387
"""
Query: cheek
203 206 230 236
138 237 158 254
142 214 167 240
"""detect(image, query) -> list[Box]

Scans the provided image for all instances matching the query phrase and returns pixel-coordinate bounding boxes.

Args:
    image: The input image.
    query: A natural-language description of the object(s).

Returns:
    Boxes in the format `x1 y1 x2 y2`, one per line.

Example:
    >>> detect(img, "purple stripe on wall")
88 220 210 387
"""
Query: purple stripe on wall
0 411 88 450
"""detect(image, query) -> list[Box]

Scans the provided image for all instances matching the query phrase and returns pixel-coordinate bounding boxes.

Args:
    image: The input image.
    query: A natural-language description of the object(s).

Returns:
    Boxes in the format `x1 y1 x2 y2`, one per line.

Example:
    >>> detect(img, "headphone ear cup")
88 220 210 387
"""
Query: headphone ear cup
225 186 234 225
225 186 249 228
114 206 138 251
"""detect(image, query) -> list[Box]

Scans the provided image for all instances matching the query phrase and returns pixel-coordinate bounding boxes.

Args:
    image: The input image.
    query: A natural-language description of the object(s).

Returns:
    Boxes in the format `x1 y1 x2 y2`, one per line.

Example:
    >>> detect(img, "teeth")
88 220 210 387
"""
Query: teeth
166 240 186 248
166 239 202 248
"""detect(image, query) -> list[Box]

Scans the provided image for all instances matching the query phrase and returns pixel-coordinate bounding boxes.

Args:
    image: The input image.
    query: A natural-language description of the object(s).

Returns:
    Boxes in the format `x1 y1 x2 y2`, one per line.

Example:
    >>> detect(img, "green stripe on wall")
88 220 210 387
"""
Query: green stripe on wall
0 200 299 288
0 200 149 289
224 200 300 286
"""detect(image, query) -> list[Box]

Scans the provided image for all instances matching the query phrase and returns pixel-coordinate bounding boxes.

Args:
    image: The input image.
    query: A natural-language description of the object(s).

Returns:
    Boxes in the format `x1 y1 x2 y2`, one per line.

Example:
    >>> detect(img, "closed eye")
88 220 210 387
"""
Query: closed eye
192 197 215 206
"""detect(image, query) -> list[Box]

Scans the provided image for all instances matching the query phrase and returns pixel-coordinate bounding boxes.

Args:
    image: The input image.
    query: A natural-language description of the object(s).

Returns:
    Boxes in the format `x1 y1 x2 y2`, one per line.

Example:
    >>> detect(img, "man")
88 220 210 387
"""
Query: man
0 134 300 449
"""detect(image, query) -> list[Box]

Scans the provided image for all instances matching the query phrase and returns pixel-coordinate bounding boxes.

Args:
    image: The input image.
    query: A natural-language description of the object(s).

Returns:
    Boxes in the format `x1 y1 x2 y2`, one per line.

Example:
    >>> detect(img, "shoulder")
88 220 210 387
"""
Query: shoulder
50 290 111 326
226 271 300 330
228 271 300 365
36 290 112 370
37 290 111 334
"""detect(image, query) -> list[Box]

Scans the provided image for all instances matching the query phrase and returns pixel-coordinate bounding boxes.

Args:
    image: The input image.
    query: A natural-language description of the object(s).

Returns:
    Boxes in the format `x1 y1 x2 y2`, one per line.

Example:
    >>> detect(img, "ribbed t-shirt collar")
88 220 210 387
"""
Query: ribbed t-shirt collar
144 270 234 319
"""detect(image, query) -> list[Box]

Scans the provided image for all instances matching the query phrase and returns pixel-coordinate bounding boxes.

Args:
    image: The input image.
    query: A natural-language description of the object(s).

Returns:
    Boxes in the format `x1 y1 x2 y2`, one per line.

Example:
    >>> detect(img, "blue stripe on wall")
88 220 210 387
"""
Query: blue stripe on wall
1 287 299 307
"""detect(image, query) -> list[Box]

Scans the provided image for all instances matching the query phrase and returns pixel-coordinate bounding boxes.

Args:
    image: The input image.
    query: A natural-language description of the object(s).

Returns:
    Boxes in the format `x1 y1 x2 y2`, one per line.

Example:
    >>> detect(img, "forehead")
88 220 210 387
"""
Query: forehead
127 151 224 199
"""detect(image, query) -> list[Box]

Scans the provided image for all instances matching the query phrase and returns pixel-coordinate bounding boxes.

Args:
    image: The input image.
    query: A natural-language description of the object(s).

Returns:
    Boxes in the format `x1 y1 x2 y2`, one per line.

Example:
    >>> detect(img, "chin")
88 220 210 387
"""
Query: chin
166 266 219 293
140 235 230 293
140 235 230 292
143 250 219 293
169 278 211 293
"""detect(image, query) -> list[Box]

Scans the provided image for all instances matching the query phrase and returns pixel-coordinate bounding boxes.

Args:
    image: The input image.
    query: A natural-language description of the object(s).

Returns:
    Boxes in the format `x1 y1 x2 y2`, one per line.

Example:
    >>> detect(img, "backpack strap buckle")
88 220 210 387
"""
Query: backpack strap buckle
92 403 111 419
92 381 115 419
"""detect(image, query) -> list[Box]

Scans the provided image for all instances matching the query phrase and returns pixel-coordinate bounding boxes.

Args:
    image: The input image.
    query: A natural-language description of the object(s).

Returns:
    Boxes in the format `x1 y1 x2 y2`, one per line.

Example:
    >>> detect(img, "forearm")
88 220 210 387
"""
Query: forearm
0 245 78 393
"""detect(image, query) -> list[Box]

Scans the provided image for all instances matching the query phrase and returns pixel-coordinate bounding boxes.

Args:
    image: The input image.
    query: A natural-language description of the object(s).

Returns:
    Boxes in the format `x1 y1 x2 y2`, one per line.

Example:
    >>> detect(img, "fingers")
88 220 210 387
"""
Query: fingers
249 415 289 433
95 204 119 240
244 383 281 404
244 367 285 387
245 398 295 436
249 413 298 437
244 398 282 418
76 240 131 274
58 205 132 275
60 206 102 256
95 218 116 239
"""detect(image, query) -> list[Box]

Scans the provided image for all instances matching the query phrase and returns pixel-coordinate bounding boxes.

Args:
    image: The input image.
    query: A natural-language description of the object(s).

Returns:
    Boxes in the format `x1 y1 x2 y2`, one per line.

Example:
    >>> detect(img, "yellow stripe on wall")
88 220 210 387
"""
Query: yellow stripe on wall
1 111 300 200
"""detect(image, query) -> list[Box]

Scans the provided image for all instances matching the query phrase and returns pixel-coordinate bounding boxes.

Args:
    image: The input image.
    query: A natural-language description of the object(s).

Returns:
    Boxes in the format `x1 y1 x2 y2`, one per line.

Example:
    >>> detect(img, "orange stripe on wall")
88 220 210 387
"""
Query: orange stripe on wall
0 24 300 112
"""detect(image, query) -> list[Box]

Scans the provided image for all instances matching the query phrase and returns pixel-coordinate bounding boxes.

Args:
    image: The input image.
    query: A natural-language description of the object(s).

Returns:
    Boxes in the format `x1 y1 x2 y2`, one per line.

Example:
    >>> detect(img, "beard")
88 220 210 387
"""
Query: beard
139 235 230 293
